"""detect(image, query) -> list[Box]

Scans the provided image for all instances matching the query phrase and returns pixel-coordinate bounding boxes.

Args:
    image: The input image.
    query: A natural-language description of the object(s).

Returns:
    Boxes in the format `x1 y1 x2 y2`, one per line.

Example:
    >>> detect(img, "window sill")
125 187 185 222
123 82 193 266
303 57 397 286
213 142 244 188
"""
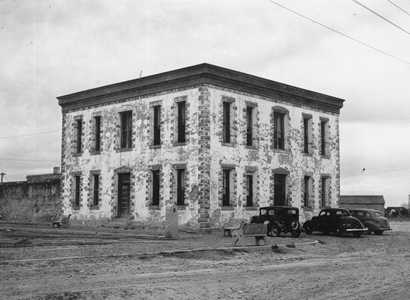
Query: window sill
303 152 313 157
90 151 101 156
90 205 100 210
245 145 258 150
221 206 234 211
221 142 235 148
72 152 83 157
272 149 289 154
177 204 188 210
173 142 187 147
321 154 330 159
245 206 258 211
150 144 162 149
149 205 161 210
72 206 80 211
119 148 133 152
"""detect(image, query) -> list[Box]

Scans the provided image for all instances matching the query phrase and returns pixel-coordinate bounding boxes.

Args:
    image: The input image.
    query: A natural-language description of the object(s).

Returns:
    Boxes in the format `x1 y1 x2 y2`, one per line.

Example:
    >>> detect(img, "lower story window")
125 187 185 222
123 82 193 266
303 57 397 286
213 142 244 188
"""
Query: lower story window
92 174 100 207
246 174 254 207
222 169 231 206
74 175 81 209
320 176 330 208
152 169 160 206
176 168 185 206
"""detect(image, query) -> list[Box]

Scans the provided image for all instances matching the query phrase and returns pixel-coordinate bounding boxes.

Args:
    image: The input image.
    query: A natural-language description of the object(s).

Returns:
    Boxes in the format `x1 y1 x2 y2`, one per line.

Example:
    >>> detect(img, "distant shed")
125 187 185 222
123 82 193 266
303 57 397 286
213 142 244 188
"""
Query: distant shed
339 195 385 213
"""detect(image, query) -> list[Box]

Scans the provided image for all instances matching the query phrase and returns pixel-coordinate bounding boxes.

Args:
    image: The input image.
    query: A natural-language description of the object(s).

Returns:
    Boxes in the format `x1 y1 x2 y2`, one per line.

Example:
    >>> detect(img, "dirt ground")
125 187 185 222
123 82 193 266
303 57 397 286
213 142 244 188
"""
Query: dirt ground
1 221 410 300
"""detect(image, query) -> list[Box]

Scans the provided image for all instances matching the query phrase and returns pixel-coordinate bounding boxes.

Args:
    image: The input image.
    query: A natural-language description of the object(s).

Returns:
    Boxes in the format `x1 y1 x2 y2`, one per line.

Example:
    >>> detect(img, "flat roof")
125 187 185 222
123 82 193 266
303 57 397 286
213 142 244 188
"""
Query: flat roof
57 63 345 113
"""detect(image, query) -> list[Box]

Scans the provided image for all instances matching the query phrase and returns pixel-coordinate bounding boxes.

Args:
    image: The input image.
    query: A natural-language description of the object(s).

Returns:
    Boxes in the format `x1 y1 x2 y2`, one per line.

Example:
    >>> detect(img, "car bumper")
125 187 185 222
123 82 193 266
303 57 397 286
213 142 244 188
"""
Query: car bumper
345 228 368 232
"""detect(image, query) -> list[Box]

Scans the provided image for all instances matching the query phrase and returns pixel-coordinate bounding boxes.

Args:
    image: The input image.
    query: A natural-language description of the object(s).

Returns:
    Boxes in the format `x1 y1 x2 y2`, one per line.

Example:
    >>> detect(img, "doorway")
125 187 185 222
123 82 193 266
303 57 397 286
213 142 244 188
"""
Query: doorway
117 173 130 217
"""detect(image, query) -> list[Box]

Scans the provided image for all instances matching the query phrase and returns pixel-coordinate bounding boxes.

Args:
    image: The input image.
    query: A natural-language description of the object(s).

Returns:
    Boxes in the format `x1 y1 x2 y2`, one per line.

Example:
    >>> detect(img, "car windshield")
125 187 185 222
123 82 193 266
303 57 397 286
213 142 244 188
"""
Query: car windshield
335 210 349 216
372 211 383 217
260 209 267 215
287 209 297 215
268 210 275 216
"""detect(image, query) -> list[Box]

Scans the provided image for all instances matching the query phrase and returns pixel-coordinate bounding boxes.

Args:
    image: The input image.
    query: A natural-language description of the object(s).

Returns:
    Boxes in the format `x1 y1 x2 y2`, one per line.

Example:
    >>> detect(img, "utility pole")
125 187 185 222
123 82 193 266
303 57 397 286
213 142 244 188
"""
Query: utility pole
0 172 5 183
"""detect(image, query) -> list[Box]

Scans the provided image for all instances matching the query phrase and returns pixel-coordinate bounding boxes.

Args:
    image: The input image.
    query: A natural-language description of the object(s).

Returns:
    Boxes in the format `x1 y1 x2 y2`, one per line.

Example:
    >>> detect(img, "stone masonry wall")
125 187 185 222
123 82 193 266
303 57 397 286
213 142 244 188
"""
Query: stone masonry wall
61 87 201 226
207 86 340 225
61 84 340 226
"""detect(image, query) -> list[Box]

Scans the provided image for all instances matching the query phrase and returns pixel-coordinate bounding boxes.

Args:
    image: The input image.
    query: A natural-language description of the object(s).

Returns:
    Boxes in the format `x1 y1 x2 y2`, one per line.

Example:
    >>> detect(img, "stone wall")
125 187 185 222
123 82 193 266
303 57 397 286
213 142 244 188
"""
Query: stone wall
60 84 340 226
0 174 61 222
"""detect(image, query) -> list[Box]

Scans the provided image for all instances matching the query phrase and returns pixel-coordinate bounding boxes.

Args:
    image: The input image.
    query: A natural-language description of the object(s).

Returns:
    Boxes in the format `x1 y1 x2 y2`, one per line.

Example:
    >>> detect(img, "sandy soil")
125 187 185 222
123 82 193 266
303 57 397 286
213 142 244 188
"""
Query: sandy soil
1 221 410 300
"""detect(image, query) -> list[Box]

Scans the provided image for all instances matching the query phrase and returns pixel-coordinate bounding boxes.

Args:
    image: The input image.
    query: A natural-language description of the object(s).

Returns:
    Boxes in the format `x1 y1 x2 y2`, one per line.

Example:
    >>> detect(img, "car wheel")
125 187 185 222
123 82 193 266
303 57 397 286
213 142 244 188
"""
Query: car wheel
271 224 281 237
353 232 362 238
291 229 301 238
303 222 313 234
374 230 383 235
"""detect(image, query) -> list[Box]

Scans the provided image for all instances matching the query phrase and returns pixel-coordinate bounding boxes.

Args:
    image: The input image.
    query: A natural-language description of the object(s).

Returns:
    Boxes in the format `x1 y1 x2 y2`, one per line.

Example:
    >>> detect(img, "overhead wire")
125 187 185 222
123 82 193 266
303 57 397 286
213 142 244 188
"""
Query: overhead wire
386 0 410 16
267 0 410 66
0 130 59 139
352 0 410 35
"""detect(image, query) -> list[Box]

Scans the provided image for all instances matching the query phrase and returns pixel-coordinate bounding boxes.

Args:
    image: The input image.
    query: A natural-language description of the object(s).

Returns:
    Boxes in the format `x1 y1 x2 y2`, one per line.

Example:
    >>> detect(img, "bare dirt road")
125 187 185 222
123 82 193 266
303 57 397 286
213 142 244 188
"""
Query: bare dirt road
1 221 410 300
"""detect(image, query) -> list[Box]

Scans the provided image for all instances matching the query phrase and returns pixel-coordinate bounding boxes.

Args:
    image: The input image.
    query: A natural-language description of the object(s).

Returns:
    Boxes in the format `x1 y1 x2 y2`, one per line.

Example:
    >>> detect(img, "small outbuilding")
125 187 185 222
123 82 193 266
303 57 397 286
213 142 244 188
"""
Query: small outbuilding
339 195 385 213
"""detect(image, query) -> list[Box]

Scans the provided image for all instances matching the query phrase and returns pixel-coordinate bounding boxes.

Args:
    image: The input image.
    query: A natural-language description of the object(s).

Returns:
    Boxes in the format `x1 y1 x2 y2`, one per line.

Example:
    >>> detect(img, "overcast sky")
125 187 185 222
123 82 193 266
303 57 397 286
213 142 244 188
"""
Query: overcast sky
0 0 409 206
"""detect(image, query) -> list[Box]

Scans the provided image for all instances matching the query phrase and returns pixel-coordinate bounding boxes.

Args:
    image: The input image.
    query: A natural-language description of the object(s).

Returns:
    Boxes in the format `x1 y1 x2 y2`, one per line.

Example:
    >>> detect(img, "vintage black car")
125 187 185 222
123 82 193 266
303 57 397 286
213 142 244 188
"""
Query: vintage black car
303 208 367 237
250 206 301 237
349 209 391 235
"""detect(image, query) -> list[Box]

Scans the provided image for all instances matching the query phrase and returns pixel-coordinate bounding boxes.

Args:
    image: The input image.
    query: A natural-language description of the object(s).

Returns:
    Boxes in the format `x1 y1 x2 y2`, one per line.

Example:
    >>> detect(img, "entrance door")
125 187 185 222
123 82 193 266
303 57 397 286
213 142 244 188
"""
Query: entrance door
117 173 130 217
274 174 286 206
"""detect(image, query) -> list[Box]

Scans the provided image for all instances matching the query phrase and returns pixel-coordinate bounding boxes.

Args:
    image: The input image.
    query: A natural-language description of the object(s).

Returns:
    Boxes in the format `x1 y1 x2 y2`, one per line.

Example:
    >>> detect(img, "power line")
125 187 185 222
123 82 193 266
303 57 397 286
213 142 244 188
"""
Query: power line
0 157 58 162
267 0 410 66
387 0 410 16
0 130 59 139
352 0 410 35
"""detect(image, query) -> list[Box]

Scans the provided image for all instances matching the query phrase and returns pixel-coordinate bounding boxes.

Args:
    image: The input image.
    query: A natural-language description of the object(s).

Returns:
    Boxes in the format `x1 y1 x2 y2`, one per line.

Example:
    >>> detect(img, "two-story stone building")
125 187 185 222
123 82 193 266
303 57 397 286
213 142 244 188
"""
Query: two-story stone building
57 63 344 228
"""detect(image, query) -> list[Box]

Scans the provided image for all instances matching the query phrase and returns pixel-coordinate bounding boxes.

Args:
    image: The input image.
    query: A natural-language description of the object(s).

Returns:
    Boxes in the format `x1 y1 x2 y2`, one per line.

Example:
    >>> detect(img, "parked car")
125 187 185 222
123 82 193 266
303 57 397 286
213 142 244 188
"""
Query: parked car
385 207 409 218
250 206 301 237
349 209 391 235
303 208 367 237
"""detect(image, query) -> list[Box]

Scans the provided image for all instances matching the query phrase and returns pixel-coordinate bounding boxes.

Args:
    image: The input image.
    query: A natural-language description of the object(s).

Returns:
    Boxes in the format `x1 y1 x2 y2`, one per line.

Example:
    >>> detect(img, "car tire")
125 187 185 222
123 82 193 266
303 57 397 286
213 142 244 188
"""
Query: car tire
291 229 301 238
374 230 383 235
303 222 313 235
353 232 362 238
271 224 281 237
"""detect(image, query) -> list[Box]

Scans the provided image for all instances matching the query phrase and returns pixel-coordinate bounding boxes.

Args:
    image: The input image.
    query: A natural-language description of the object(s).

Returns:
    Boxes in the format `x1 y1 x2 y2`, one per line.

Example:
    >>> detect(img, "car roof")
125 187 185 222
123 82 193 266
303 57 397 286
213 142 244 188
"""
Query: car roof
350 208 382 213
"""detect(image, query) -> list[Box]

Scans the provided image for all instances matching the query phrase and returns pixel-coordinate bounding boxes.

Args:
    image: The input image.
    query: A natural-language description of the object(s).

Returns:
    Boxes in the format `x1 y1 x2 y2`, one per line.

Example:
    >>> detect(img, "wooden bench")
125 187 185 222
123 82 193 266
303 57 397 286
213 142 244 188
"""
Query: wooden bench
232 223 268 246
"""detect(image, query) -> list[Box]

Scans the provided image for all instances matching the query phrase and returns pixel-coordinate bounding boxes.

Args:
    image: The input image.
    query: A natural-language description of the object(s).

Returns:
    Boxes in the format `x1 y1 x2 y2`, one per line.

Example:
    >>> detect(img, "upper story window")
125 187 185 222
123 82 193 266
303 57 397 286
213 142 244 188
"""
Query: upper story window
303 114 312 154
320 118 329 156
246 105 255 146
273 111 285 150
93 116 101 152
120 111 133 150
152 105 161 146
222 168 232 206
75 119 82 154
177 101 186 143
223 101 231 144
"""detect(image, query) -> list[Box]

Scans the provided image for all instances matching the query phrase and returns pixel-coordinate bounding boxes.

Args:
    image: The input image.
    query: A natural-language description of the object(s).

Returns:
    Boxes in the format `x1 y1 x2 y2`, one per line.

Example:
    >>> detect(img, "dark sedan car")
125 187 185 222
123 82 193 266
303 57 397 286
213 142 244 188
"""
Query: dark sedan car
349 209 391 235
250 206 301 237
303 208 367 237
